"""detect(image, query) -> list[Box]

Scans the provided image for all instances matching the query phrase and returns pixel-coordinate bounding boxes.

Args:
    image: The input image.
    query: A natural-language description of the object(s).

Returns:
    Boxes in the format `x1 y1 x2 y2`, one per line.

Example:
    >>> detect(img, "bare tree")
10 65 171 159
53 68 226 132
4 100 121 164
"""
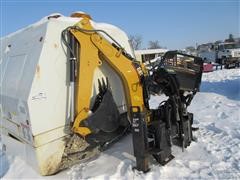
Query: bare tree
148 40 162 49
129 35 142 50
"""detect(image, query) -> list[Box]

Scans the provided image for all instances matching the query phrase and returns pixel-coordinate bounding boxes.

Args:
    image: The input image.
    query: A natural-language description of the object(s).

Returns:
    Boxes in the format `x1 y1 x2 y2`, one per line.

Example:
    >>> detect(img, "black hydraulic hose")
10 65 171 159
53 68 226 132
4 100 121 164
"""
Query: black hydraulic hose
61 28 76 59
166 74 186 150
65 26 135 61
165 102 172 130
69 26 123 50
61 28 80 123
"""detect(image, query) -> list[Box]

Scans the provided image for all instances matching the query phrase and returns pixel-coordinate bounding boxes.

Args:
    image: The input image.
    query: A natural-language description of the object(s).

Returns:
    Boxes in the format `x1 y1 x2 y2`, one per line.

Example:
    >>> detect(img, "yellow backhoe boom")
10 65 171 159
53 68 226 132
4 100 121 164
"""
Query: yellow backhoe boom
70 17 145 136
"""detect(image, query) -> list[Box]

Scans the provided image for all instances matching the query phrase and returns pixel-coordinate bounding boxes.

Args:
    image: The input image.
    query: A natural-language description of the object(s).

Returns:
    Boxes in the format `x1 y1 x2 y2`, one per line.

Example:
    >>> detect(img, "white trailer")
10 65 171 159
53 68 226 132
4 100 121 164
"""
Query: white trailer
135 48 168 63
0 12 133 175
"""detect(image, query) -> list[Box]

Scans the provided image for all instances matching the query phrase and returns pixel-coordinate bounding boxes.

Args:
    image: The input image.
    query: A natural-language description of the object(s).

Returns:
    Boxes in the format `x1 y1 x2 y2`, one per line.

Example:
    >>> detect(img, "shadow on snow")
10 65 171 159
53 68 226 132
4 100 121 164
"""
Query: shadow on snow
200 78 240 101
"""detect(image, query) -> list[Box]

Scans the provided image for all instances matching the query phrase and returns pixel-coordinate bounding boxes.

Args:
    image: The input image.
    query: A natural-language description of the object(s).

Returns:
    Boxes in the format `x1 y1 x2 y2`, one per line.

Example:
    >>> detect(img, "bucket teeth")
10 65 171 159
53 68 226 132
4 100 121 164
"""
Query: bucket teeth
101 77 106 91
98 77 109 96
98 79 103 95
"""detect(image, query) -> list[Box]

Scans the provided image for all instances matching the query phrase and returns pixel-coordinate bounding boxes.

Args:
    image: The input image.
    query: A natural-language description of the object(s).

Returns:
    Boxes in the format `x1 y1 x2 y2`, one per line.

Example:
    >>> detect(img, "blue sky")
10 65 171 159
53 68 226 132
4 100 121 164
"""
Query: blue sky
1 0 239 49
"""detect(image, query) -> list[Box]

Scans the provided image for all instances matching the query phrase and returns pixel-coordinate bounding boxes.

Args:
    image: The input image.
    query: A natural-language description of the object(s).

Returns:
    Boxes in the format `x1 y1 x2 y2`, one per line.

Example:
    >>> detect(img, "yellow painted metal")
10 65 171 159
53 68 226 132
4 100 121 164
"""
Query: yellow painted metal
90 34 145 110
71 18 145 137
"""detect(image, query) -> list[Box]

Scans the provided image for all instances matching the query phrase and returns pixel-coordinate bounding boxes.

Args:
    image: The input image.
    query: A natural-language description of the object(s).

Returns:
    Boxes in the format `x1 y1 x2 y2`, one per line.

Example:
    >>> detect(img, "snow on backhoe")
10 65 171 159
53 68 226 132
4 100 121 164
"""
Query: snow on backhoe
0 12 203 175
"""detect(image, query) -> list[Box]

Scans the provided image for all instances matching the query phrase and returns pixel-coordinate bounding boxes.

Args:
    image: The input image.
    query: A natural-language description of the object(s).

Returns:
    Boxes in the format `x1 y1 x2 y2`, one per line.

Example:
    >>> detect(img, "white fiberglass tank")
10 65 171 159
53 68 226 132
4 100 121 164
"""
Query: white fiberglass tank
0 12 133 175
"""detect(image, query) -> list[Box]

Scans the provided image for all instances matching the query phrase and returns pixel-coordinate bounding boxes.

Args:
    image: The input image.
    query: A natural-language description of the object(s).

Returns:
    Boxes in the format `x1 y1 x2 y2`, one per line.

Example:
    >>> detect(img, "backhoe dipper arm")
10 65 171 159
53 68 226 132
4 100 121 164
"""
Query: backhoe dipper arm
67 17 146 137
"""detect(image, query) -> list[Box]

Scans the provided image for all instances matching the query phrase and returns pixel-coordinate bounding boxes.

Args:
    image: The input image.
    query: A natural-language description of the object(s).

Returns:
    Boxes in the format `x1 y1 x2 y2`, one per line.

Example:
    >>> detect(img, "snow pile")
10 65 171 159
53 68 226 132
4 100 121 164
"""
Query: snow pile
202 68 240 82
1 68 240 179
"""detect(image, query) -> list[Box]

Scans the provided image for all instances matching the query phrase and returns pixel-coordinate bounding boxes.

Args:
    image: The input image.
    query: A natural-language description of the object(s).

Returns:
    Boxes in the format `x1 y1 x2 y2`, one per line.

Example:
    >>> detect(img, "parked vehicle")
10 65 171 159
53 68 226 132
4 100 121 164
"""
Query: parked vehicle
198 42 240 68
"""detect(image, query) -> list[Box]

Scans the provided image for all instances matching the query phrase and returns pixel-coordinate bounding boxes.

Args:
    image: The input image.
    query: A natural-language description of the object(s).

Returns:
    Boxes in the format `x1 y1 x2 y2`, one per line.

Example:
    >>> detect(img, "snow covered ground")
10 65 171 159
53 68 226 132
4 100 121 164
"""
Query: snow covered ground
1 68 240 179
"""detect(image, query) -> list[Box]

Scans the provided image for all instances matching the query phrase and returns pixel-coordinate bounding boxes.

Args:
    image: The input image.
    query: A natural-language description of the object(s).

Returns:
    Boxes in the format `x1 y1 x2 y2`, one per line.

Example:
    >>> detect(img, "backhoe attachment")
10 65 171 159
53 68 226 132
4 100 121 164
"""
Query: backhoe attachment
61 15 203 173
